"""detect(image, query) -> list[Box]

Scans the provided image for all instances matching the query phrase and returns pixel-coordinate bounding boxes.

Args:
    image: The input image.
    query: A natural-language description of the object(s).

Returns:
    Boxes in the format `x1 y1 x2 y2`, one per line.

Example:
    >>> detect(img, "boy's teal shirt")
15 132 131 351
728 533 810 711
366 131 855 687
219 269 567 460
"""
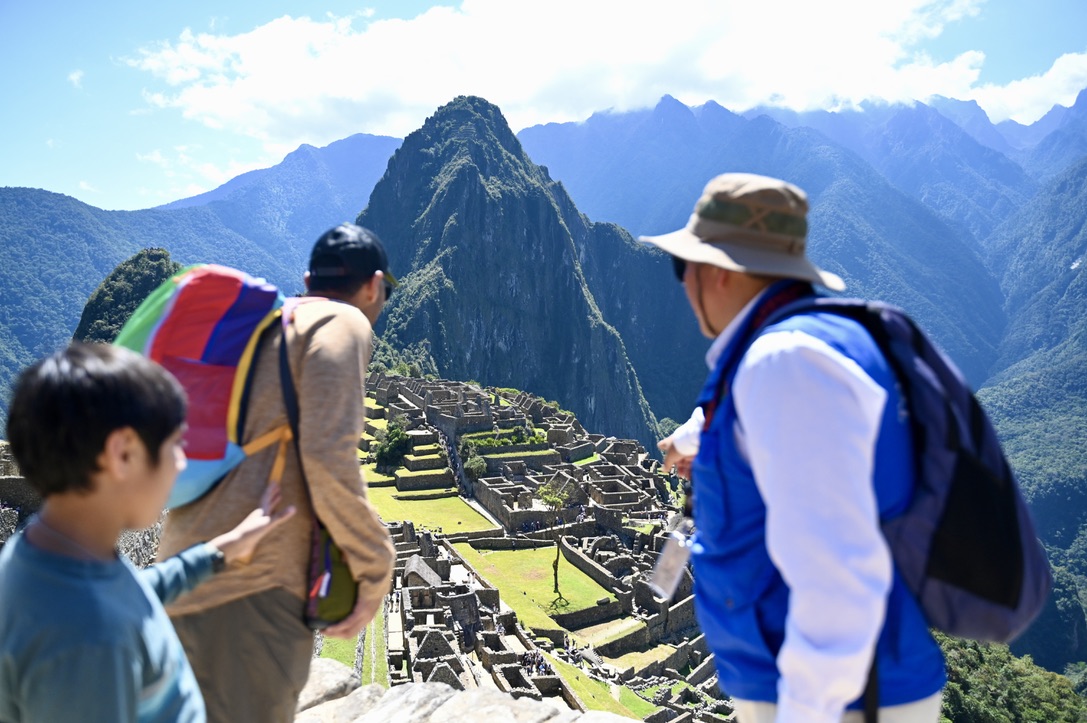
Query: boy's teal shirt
0 529 218 722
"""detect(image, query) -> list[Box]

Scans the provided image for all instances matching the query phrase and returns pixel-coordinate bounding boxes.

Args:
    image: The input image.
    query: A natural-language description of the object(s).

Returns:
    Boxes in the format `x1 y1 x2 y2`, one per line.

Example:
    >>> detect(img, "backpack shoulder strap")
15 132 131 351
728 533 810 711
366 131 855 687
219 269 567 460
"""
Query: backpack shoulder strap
276 296 331 506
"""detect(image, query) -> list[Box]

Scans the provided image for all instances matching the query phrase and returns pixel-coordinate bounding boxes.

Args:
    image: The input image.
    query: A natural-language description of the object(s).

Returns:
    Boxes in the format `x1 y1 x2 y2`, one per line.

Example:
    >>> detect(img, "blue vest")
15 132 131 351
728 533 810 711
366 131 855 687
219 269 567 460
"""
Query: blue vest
689 288 946 707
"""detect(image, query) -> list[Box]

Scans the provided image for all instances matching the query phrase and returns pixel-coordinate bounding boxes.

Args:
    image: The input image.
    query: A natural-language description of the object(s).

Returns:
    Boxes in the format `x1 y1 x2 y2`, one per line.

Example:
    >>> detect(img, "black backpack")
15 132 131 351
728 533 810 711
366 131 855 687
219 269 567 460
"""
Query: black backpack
761 297 1053 643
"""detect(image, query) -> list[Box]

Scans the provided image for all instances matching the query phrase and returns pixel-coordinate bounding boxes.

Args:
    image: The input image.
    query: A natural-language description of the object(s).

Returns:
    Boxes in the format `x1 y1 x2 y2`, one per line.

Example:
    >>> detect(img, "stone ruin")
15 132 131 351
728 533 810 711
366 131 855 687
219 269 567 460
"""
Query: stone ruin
367 373 725 720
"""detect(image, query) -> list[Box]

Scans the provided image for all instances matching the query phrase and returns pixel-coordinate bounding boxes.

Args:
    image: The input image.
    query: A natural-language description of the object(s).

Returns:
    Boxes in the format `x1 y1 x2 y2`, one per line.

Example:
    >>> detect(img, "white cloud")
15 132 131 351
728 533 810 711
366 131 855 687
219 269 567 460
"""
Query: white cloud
78 181 99 193
137 149 169 167
135 144 273 196
971 52 1087 123
68 70 84 89
124 0 1071 165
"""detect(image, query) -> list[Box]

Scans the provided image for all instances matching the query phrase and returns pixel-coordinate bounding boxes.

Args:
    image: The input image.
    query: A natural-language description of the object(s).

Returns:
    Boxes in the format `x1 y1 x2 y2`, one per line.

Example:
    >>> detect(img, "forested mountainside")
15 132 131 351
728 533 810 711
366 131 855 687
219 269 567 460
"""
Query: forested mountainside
0 134 396 432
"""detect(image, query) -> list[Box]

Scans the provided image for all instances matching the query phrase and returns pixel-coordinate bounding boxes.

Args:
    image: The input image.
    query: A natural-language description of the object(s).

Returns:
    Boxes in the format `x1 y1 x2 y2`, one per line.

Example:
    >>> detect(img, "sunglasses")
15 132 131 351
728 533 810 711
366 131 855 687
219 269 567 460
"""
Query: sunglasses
671 256 687 282
383 280 395 301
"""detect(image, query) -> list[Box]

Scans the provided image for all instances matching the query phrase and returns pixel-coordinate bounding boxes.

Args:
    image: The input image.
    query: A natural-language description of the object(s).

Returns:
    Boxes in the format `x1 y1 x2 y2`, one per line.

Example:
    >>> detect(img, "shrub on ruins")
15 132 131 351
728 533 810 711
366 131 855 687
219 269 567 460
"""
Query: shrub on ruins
375 418 411 471
463 428 543 449
464 455 486 481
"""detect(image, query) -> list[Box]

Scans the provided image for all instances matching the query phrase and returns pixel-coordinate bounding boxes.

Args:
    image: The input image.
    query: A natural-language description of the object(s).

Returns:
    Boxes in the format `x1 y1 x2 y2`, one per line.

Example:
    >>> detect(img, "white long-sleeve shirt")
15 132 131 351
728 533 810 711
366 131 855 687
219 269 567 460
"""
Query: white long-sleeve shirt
676 290 894 723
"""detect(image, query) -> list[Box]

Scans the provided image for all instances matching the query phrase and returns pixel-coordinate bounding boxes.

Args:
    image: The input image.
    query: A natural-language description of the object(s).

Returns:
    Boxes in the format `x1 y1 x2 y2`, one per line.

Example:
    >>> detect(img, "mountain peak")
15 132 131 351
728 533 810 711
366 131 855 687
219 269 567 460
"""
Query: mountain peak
425 95 521 150
356 99 661 448
1071 88 1087 118
428 95 508 127
394 95 537 189
653 94 695 122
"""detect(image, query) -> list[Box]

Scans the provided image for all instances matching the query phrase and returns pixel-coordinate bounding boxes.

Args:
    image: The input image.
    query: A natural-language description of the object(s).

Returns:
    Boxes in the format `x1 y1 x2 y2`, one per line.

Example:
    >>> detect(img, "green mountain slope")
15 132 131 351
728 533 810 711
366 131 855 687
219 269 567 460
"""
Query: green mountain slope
73 248 182 344
744 101 1037 244
0 189 298 433
358 96 660 449
978 157 1087 672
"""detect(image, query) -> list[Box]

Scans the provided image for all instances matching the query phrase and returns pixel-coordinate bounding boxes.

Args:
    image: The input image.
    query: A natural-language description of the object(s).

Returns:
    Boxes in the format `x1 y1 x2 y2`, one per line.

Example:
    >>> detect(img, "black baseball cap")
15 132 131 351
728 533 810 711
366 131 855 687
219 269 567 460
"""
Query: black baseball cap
308 223 398 287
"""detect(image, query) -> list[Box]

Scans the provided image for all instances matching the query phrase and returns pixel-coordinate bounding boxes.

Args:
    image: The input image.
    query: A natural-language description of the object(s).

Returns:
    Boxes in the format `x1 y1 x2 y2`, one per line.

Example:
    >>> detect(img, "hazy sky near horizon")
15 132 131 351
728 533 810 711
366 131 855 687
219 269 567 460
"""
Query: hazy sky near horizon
3 0 1086 211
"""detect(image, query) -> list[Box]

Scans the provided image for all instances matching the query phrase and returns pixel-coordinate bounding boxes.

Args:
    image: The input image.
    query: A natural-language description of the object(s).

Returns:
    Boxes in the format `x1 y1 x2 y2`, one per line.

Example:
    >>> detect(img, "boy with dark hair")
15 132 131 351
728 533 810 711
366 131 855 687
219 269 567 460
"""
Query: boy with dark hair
0 343 295 723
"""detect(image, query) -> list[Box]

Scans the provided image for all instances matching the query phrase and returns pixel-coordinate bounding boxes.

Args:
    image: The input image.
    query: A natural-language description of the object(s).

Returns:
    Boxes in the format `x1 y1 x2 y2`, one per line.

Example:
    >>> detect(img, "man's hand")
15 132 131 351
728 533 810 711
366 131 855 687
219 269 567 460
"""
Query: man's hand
208 483 297 566
322 585 384 638
658 435 693 480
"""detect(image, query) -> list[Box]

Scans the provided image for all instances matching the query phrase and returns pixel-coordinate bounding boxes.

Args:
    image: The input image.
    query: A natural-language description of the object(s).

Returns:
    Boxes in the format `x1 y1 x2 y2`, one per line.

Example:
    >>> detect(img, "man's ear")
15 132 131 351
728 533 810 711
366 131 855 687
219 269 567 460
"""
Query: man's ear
302 271 312 293
366 271 385 305
97 427 140 480
708 266 730 290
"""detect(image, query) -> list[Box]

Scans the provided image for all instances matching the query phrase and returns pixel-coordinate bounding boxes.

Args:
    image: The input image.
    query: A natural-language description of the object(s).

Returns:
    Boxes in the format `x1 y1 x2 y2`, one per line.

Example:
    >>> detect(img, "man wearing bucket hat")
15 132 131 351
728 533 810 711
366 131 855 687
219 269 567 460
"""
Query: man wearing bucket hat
643 174 945 723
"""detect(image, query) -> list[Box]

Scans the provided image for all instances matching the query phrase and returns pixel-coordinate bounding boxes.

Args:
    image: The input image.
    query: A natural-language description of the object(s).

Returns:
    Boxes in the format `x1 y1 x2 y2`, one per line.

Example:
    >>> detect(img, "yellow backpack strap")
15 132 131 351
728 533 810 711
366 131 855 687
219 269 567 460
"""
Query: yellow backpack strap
241 424 294 485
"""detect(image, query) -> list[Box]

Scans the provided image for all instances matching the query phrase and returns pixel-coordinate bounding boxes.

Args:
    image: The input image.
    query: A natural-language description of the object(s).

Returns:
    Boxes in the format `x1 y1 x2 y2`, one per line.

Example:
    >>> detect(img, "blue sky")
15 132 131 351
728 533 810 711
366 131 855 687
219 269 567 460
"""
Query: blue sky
2 0 1086 211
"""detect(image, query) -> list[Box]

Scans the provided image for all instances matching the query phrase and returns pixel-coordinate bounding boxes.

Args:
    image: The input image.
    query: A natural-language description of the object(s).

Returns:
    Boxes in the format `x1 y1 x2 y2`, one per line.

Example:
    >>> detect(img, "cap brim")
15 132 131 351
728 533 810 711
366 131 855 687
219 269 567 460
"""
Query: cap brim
640 228 845 292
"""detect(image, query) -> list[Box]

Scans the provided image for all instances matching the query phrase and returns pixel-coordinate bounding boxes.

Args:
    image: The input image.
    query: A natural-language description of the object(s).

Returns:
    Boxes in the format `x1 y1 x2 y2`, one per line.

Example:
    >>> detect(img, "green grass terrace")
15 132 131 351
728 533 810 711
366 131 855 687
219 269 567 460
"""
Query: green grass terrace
545 652 659 720
361 462 396 485
368 486 496 533
482 449 557 460
452 544 615 633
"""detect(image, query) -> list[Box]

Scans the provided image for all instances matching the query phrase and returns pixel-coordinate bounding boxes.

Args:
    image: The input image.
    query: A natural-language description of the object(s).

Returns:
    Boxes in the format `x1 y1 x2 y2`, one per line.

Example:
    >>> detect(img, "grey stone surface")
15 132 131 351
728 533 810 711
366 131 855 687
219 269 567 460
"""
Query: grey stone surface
427 688 567 723
329 685 388 723
295 684 386 723
298 658 361 713
351 681 458 722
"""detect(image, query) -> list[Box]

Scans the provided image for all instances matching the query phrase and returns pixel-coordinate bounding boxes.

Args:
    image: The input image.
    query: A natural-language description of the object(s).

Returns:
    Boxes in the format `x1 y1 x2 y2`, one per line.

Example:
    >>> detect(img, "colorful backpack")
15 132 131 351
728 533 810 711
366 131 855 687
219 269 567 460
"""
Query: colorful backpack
114 264 292 508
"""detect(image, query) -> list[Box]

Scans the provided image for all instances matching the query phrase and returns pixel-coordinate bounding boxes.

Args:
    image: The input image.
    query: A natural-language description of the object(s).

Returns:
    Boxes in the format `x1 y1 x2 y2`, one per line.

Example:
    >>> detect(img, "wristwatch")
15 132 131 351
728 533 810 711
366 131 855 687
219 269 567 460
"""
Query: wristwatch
209 546 227 573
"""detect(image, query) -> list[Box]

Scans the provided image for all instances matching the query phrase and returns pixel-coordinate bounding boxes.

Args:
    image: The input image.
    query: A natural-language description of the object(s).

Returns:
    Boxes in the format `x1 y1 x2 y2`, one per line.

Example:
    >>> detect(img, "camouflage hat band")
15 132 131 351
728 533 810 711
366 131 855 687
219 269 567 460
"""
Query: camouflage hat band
694 197 808 239
687 214 808 256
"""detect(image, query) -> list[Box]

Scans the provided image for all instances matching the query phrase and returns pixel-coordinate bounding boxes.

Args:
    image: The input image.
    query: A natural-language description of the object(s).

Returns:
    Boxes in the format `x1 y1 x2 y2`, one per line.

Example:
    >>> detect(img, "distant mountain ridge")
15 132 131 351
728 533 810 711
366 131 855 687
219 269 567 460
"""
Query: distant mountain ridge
519 96 1008 386
157 133 401 212
739 100 1038 244
0 134 399 430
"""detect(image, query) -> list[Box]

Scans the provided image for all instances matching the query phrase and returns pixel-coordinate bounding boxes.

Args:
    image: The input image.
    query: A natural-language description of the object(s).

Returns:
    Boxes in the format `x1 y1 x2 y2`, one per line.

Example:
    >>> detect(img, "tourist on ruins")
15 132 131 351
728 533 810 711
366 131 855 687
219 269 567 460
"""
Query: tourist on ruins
156 223 398 722
0 343 295 722
645 174 945 722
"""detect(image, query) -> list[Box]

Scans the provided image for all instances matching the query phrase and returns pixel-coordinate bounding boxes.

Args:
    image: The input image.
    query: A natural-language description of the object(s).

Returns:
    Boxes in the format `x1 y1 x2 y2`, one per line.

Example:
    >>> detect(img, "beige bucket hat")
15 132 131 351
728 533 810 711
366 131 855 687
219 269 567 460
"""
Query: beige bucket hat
640 173 845 291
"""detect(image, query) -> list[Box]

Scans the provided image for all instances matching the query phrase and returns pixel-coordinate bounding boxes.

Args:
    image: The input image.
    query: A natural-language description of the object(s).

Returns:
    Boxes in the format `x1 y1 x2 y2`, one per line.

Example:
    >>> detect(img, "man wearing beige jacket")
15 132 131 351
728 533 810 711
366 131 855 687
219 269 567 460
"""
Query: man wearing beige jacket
158 223 398 722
